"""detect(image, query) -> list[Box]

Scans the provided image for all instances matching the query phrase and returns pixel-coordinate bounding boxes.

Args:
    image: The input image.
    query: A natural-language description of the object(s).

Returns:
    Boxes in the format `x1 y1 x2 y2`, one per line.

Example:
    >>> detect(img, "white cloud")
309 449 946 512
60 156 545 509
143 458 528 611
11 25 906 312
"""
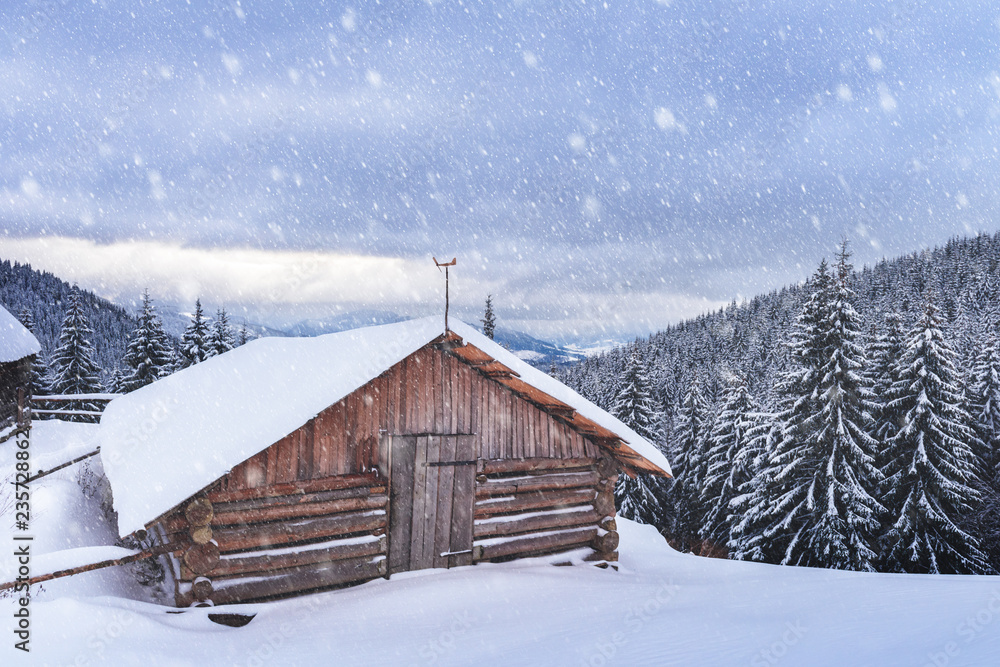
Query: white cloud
0 236 441 308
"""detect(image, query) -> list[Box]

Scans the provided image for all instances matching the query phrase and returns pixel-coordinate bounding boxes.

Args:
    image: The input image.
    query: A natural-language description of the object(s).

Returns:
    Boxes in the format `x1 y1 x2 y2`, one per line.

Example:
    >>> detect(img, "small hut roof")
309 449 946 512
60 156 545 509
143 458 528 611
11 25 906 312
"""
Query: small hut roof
0 304 40 363
100 317 671 537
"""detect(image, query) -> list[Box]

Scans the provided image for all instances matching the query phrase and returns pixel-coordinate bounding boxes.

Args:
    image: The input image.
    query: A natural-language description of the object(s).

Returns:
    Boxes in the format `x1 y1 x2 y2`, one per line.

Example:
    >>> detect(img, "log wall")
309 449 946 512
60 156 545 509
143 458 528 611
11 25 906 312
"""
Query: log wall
471 457 619 564
154 473 389 606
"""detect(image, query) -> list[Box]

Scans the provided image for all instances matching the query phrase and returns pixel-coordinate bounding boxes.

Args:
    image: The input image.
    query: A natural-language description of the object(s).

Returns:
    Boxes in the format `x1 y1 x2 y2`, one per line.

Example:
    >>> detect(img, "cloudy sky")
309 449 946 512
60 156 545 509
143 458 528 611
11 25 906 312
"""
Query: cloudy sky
1 0 998 341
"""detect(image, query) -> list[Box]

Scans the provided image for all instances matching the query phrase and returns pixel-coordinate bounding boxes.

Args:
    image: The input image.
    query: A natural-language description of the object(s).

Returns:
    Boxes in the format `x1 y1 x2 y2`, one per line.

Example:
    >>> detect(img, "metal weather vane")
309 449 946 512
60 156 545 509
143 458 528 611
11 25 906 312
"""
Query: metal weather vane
433 256 457 332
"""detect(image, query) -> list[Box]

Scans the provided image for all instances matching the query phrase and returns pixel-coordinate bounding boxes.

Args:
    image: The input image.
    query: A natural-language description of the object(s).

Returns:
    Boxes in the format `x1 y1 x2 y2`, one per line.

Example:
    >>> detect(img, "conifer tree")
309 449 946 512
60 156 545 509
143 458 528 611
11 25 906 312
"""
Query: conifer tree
179 298 211 367
966 320 1000 570
728 415 781 562
206 308 236 358
17 307 48 395
482 295 496 340
700 374 758 549
120 290 173 393
969 320 1000 486
743 248 883 571
879 297 990 574
237 320 251 347
105 367 124 394
869 313 906 451
668 378 710 550
612 350 669 527
50 286 103 399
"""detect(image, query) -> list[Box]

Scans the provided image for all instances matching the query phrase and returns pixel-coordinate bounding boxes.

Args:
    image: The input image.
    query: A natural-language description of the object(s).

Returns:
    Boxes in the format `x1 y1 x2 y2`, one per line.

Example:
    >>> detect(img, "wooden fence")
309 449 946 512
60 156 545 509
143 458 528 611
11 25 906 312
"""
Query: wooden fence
31 394 120 424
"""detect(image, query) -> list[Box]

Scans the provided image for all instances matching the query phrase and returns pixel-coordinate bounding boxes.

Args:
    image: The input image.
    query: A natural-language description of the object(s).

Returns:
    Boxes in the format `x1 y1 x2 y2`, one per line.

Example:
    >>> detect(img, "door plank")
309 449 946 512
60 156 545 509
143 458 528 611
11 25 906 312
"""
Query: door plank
409 435 430 569
449 435 476 568
432 435 458 568
388 436 416 575
418 435 442 569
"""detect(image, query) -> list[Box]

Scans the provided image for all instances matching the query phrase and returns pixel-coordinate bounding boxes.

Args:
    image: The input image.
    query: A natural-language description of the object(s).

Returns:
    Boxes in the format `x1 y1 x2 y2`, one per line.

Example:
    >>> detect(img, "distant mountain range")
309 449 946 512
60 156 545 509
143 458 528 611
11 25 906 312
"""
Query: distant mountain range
0 260 588 374
277 309 587 369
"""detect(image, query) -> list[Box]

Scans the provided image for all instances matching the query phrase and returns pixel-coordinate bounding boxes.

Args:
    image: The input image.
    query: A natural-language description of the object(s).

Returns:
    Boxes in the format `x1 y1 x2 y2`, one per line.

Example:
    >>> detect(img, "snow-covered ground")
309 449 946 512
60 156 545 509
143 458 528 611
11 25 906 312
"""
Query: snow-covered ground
4 422 1000 666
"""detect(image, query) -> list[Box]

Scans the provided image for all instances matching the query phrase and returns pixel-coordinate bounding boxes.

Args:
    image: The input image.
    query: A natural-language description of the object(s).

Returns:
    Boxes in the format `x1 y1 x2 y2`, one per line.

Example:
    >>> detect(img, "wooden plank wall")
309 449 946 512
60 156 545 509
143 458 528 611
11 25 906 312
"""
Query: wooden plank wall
219 346 601 493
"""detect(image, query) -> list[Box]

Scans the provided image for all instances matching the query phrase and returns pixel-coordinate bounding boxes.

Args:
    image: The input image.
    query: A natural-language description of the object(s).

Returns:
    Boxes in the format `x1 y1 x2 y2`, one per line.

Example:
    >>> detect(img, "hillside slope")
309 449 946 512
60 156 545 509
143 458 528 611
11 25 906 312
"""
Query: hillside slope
0 259 135 377
563 232 1000 429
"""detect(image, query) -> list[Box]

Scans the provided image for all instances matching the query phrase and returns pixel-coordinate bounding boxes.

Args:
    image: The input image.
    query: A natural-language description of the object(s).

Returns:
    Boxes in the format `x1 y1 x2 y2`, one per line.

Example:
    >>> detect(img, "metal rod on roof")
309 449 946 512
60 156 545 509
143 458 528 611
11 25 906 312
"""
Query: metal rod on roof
433 257 457 332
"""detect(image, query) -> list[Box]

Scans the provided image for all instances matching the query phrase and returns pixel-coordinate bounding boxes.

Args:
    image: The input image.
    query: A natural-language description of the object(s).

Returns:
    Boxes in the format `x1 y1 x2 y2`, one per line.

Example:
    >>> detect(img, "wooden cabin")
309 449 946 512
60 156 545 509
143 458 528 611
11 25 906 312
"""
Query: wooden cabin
99 318 671 607
0 304 40 436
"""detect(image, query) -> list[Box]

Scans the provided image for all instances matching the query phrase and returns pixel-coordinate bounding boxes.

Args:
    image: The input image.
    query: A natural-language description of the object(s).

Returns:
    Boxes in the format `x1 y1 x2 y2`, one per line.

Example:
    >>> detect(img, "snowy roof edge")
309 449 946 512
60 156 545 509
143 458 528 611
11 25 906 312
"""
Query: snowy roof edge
0 303 41 363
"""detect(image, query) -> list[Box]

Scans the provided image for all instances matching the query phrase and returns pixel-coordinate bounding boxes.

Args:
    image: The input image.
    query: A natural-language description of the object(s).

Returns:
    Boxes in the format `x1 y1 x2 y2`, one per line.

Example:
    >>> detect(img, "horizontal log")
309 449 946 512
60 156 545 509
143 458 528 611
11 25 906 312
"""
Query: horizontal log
165 494 388 532
474 488 596 519
210 484 376 514
185 498 213 526
475 471 600 498
192 577 213 602
206 473 381 504
594 492 616 517
584 550 619 563
474 507 601 539
595 457 619 478
593 530 620 553
477 527 598 561
481 457 596 476
183 542 220 576
207 555 387 605
211 511 386 553
203 535 387 580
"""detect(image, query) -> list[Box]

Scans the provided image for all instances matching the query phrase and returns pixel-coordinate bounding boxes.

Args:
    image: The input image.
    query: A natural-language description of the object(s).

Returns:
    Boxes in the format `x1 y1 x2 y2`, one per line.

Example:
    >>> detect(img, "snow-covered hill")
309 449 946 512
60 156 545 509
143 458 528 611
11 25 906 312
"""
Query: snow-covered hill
4 422 1000 665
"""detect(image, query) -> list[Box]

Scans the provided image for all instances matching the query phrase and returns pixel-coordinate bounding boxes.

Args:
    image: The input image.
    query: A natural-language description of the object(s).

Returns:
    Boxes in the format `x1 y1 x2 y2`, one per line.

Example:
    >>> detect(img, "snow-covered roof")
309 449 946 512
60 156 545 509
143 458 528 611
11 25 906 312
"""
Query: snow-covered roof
100 317 671 536
0 304 41 363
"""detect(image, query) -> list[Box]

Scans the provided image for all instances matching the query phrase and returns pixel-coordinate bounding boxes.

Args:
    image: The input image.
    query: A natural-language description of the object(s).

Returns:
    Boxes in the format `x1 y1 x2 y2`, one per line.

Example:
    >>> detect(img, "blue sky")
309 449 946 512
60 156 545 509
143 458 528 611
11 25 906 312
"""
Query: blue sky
1 0 998 341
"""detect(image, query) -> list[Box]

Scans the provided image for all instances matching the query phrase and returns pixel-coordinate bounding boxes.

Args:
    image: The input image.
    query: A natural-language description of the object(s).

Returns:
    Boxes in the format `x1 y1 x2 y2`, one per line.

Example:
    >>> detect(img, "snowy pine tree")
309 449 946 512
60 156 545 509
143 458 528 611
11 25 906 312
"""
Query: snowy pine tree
668 378 711 550
206 308 236 358
869 313 906 457
179 299 211 368
482 295 496 340
745 249 884 571
612 350 669 527
879 297 990 574
699 374 758 549
966 319 1000 570
728 414 781 562
17 306 49 395
237 320 251 347
968 320 1000 486
50 286 103 400
120 291 173 393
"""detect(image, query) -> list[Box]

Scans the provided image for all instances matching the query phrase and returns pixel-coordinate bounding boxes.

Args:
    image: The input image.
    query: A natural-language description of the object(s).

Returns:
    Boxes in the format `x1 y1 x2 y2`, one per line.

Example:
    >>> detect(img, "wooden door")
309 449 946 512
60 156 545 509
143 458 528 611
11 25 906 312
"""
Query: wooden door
388 435 475 574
